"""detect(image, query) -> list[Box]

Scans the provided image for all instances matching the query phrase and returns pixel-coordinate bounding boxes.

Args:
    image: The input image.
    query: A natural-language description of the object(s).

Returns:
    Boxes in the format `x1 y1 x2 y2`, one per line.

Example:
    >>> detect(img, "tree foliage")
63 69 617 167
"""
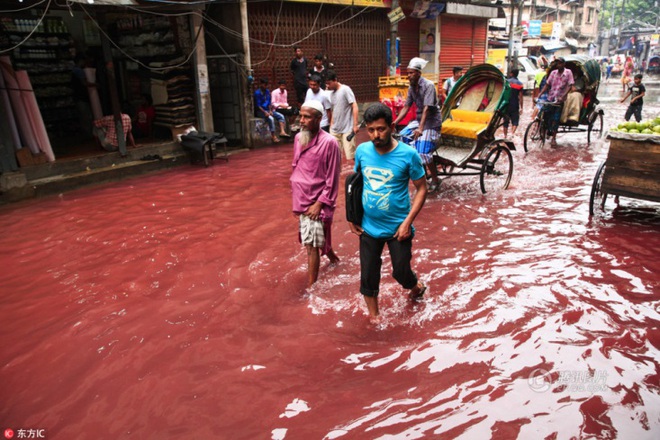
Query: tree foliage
599 0 659 30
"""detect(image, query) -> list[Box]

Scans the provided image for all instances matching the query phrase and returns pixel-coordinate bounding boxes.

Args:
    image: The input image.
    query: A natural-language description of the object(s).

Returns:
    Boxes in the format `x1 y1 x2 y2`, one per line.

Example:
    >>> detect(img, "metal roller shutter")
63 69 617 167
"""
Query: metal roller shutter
397 15 420 74
439 16 487 83
248 3 388 103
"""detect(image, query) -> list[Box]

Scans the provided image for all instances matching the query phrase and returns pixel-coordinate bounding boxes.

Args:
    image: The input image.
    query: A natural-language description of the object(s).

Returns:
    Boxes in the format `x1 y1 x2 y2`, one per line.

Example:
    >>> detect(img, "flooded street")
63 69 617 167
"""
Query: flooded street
1 91 659 439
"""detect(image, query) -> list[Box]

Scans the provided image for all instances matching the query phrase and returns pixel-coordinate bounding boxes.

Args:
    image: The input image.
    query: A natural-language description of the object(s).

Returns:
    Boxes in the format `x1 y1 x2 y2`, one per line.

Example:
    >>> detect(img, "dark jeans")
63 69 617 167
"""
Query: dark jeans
294 83 308 105
625 104 642 123
277 107 299 117
359 233 418 297
545 104 562 136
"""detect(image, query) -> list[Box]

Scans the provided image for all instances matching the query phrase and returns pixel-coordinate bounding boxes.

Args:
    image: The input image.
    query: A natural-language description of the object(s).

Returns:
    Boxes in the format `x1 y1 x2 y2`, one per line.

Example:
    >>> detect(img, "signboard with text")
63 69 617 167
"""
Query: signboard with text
528 20 542 37
286 0 392 7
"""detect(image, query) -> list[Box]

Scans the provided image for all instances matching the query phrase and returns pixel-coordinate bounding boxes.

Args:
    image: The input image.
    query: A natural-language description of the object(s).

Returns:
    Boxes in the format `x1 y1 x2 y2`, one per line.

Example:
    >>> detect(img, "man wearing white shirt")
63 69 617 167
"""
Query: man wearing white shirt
305 74 332 132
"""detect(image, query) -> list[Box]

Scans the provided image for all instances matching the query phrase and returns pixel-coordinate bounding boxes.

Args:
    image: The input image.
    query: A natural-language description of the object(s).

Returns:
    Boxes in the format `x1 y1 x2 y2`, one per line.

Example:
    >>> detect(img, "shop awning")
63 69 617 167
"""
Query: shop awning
543 40 567 51
617 38 634 52
565 37 579 47
489 39 509 48
523 38 543 47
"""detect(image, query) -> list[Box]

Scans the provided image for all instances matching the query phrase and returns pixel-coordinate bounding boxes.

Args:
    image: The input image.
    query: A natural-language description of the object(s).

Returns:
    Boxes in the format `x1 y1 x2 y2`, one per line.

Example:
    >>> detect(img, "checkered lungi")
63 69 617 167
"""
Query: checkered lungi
399 120 440 163
299 215 326 249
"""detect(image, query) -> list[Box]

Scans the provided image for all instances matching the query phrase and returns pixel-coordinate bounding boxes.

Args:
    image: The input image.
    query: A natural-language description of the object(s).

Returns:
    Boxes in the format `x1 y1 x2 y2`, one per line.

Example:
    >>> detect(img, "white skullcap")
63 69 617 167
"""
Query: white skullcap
301 100 324 115
407 57 428 71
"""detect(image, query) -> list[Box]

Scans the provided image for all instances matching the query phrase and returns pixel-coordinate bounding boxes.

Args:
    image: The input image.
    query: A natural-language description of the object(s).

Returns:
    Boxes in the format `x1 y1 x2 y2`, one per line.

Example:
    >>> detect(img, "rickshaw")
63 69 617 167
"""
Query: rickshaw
648 56 660 74
523 56 604 152
430 63 515 194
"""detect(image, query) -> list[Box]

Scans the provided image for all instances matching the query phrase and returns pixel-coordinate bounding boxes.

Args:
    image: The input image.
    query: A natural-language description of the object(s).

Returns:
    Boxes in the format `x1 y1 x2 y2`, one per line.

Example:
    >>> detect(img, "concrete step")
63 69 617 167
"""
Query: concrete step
21 142 186 181
30 153 187 198
1 142 249 205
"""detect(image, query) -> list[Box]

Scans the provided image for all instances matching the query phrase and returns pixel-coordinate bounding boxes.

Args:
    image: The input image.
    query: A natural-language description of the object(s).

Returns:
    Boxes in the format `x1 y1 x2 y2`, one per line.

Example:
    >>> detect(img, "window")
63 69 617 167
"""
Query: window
587 7 594 23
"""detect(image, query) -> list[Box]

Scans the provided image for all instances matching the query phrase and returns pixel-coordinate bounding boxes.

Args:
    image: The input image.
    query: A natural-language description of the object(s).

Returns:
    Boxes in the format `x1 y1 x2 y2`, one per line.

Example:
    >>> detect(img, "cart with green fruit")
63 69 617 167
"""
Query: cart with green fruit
589 119 660 216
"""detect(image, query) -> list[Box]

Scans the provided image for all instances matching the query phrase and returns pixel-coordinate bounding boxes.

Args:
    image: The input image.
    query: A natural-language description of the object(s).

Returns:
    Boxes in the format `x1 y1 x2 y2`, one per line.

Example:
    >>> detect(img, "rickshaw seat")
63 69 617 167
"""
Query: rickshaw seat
441 109 493 139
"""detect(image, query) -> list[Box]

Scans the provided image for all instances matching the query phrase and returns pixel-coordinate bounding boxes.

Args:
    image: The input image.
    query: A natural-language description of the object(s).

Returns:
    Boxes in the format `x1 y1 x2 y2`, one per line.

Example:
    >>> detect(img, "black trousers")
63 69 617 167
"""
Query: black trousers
359 233 417 297
625 104 642 123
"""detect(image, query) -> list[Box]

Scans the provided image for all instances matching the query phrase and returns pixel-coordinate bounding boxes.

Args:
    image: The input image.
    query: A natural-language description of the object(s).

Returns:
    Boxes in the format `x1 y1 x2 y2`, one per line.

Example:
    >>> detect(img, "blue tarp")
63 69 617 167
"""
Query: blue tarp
616 38 633 53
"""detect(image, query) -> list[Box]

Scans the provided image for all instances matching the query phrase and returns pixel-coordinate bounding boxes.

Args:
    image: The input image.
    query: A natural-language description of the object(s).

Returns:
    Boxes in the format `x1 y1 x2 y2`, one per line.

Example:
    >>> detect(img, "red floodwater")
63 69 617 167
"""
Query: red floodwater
1 98 659 439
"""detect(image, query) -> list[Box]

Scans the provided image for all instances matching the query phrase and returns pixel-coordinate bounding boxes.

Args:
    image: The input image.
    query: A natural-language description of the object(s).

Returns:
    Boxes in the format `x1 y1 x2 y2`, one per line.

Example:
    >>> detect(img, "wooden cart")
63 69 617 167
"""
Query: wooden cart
589 132 660 216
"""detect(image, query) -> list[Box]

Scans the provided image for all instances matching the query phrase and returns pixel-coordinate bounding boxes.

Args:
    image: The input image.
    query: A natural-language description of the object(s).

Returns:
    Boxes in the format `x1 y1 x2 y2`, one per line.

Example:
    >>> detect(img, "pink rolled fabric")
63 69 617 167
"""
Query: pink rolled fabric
0 56 39 155
16 70 55 162
0 68 22 151
84 67 103 120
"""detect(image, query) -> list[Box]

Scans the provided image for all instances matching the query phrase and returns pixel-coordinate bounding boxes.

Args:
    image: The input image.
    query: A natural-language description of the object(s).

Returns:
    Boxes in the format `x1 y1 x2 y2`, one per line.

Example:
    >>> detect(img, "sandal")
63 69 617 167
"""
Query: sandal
409 283 427 301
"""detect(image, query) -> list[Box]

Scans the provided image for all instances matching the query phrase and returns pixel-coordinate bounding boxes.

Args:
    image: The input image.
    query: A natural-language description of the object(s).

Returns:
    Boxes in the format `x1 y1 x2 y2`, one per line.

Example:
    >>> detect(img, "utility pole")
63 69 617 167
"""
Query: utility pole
390 0 399 76
507 0 519 75
240 0 253 147
514 0 523 68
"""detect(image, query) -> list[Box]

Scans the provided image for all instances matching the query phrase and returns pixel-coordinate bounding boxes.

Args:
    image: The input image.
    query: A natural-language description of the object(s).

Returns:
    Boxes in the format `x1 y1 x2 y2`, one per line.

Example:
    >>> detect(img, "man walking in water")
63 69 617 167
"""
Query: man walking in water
290 101 341 287
349 103 428 321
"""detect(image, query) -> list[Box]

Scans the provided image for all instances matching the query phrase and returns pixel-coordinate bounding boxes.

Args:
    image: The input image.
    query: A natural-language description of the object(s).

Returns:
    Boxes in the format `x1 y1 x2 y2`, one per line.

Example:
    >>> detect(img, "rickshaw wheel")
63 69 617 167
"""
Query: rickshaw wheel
587 112 604 145
480 142 513 194
523 120 545 152
589 161 608 217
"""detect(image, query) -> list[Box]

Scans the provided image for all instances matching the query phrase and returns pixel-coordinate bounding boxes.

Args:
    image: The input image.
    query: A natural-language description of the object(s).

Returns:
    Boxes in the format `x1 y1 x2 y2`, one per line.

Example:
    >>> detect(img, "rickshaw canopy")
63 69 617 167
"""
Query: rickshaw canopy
442 64 511 122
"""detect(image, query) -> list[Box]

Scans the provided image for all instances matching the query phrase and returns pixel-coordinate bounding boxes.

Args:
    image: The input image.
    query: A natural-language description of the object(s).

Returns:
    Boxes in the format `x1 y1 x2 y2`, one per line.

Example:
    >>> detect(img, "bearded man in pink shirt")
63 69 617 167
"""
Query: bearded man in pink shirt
290 100 341 287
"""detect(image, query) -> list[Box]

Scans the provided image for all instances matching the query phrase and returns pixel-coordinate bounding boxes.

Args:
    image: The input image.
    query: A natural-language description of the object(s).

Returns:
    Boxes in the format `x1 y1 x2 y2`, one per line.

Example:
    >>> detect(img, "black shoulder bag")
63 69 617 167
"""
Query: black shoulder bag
345 165 363 225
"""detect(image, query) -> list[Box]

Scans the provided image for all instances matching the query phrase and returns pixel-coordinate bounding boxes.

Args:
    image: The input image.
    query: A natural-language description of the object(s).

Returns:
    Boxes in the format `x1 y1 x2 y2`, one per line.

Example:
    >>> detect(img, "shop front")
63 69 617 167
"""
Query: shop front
246 0 391 104
0 1 203 172
393 1 500 84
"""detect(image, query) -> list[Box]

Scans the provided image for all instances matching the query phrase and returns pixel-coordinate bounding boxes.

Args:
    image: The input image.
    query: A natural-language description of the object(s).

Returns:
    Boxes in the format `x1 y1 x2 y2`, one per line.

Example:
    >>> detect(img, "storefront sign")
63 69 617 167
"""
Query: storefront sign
541 22 553 37
487 48 508 73
651 34 659 46
388 6 405 24
551 22 562 41
286 0 392 7
411 1 445 19
528 20 542 37
419 20 435 73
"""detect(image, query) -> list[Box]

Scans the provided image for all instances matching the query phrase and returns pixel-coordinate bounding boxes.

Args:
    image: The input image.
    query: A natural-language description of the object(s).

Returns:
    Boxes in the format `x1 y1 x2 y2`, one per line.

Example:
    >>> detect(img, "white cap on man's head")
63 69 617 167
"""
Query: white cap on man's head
407 57 428 72
301 100 324 115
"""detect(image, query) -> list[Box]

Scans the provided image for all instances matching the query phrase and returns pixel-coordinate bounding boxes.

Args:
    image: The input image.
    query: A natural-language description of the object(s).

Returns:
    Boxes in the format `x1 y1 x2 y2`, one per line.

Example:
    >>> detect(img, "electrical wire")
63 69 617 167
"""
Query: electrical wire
0 0 52 54
78 2 203 72
0 0 48 13
2 0 376 72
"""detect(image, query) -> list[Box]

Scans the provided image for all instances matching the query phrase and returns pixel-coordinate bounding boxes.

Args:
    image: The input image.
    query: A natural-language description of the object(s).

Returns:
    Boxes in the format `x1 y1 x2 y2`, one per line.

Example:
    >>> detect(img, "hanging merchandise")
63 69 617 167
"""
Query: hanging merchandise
0 56 40 155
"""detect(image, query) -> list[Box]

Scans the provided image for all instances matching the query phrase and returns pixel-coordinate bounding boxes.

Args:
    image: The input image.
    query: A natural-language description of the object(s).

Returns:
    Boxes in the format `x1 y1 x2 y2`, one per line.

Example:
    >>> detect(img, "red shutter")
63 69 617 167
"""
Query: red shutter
397 15 420 74
247 3 388 103
439 17 487 82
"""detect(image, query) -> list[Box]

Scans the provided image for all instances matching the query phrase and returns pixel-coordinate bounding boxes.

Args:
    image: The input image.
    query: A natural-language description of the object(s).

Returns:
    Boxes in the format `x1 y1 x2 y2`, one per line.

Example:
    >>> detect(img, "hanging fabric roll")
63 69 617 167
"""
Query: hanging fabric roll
0 56 40 155
0 68 22 151
84 67 103 120
16 70 55 162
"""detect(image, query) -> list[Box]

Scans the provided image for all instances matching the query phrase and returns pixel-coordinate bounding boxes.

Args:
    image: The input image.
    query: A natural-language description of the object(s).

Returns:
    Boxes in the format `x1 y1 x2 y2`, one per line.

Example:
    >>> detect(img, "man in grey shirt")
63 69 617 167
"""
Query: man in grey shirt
393 57 442 192
326 70 359 160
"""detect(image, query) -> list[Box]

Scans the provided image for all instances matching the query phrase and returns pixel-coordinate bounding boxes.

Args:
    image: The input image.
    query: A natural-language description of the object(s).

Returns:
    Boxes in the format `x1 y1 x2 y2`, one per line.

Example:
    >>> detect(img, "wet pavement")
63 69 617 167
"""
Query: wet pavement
0 87 659 439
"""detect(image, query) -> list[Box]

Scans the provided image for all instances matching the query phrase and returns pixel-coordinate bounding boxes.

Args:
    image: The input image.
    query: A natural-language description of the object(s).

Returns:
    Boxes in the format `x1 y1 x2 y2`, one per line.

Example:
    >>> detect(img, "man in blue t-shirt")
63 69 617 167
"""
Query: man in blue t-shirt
349 103 428 321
